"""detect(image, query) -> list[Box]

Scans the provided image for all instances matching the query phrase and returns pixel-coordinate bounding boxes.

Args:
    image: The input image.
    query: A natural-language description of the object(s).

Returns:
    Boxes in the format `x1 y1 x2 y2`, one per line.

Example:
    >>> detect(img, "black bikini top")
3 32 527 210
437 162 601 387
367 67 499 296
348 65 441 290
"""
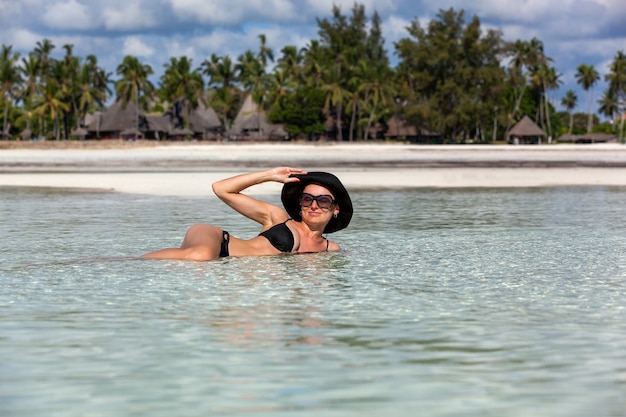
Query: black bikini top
259 220 295 253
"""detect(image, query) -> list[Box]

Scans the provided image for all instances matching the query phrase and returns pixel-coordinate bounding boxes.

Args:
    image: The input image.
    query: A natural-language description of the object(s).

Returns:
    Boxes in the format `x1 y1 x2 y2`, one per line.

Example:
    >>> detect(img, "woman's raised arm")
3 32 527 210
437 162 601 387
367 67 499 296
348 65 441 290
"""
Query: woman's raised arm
212 167 306 226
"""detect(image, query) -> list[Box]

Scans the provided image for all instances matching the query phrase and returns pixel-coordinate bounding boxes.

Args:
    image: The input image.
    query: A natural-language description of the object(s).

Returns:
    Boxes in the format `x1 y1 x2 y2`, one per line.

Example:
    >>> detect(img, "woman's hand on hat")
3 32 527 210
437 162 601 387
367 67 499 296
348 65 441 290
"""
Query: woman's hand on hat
271 167 307 183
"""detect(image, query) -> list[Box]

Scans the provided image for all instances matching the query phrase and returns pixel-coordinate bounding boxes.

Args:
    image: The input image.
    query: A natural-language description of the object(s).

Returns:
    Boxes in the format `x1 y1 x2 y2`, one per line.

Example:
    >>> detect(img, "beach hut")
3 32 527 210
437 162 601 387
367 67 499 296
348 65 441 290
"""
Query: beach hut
120 127 143 139
20 128 32 140
506 116 547 145
384 115 441 143
229 94 286 140
163 100 222 140
557 133 617 144
87 100 168 140
69 127 88 139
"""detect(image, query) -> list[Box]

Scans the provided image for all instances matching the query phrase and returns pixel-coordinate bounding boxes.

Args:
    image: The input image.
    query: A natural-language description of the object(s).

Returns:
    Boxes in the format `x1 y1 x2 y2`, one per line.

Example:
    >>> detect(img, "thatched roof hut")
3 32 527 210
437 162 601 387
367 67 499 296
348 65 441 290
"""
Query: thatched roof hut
87 100 168 140
229 95 286 140
69 127 88 139
557 133 617 144
163 100 222 140
20 128 32 140
120 127 143 139
384 115 441 143
506 115 546 145
98 100 143 132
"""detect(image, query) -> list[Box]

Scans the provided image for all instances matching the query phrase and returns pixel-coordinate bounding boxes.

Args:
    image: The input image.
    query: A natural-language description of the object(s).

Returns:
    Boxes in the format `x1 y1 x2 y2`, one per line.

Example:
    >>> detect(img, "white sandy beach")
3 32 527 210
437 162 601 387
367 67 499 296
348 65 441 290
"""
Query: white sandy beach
1 143 626 195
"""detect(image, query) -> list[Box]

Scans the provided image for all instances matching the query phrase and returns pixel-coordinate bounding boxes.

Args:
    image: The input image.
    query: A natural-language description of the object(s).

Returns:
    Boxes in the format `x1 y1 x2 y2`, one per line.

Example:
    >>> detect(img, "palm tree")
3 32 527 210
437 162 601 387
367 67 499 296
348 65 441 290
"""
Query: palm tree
115 55 154 137
605 50 626 141
360 63 395 140
575 63 600 133
321 64 348 141
236 50 260 88
86 55 112 105
160 56 204 128
597 88 618 124
33 78 69 139
20 53 40 102
505 39 531 122
202 54 237 89
18 53 40 135
345 64 362 142
34 38 55 82
301 40 326 88
561 90 577 134
58 44 81 138
83 55 112 137
202 55 240 131
540 65 561 139
76 57 110 134
266 67 297 109
505 37 550 133
0 45 23 138
257 34 274 68
276 45 302 84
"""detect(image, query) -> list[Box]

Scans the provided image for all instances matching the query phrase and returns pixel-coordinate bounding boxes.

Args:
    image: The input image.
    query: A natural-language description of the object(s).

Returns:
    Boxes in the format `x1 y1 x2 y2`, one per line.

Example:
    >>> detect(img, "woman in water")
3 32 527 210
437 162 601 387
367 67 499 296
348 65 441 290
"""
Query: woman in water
142 167 353 261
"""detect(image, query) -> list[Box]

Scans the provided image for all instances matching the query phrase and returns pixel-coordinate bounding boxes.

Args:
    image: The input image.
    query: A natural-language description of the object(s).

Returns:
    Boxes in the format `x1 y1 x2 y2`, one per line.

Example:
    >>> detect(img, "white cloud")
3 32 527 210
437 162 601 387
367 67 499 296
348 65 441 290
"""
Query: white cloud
42 0 92 30
123 36 155 57
6 29 43 51
103 2 158 31
382 15 412 43
305 0 396 16
169 0 297 24
191 29 249 57
162 37 199 66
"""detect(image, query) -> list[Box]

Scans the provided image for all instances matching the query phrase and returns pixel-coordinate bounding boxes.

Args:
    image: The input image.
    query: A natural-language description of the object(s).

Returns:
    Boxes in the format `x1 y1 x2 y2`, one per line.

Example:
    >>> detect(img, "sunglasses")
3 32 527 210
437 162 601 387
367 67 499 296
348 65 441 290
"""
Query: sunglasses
300 193 335 209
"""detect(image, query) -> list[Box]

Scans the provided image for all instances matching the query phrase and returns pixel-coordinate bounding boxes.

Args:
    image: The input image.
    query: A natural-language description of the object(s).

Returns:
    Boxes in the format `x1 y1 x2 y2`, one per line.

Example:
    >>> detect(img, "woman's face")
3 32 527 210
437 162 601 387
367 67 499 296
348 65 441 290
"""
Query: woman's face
300 184 339 225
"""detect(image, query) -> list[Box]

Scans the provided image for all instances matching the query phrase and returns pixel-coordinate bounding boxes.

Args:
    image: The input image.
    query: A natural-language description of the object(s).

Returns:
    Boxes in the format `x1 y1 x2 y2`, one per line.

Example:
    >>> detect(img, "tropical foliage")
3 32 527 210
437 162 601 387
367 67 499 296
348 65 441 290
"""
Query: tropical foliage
0 3 624 142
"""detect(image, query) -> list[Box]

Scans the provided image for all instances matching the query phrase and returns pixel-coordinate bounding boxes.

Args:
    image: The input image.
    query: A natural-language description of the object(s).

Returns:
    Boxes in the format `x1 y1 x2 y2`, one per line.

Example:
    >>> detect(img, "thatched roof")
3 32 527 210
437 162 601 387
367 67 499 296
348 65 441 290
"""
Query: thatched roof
170 127 194 136
558 133 617 143
20 128 32 140
384 115 439 138
86 100 170 137
84 112 100 128
163 100 221 135
121 127 142 137
230 94 286 139
230 94 258 134
385 115 417 137
188 103 221 130
97 100 144 132
145 114 170 132
69 127 88 138
506 115 546 139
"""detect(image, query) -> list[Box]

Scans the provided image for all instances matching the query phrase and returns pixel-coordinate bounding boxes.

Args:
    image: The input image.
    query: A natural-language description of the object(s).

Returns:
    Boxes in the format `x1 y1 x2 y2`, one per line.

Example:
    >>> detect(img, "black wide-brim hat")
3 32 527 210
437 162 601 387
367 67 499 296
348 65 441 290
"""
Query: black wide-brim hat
281 172 353 233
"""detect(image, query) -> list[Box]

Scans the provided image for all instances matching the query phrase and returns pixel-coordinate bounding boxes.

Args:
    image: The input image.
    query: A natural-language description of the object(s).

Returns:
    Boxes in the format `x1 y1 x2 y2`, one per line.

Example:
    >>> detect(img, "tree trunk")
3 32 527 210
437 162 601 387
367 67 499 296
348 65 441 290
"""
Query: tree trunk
587 90 593 133
55 115 60 141
543 82 552 139
2 102 8 137
336 106 343 141
349 99 356 142
568 112 573 135
619 109 626 143
365 102 378 141
506 82 528 133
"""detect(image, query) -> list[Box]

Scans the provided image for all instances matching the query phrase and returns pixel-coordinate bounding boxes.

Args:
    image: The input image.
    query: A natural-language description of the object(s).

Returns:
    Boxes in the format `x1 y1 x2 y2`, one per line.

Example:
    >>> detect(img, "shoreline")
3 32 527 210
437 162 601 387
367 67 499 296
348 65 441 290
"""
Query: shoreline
2 142 626 195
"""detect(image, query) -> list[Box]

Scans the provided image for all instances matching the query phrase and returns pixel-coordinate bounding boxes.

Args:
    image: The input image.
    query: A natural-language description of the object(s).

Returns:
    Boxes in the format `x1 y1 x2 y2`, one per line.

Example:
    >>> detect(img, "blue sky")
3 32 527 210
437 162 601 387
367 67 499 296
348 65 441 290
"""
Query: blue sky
1 0 625 115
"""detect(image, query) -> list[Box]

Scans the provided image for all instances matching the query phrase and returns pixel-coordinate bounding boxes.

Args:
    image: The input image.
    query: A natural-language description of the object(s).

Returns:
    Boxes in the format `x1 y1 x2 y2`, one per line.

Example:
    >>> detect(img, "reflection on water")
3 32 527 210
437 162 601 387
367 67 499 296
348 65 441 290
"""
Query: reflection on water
1 186 625 416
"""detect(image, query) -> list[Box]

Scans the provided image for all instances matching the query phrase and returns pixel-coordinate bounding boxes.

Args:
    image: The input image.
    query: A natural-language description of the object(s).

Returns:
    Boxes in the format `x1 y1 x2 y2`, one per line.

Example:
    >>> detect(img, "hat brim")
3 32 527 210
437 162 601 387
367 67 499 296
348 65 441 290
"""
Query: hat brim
281 172 352 233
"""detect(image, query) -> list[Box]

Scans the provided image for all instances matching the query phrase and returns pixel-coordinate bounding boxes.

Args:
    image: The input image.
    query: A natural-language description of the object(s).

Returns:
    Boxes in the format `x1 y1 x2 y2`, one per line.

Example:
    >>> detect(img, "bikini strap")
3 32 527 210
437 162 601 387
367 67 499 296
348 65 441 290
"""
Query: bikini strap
325 238 329 251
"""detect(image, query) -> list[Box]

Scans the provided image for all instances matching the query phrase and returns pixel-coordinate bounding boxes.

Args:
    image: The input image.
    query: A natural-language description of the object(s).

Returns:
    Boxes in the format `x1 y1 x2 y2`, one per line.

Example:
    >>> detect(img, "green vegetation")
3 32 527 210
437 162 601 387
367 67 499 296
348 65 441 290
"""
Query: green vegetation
0 3 625 142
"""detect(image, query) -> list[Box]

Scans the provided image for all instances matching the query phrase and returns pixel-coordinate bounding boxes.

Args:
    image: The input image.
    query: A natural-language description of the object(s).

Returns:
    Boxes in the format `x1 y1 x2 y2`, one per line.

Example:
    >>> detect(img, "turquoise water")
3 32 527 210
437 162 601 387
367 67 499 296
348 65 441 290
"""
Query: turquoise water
1 185 625 417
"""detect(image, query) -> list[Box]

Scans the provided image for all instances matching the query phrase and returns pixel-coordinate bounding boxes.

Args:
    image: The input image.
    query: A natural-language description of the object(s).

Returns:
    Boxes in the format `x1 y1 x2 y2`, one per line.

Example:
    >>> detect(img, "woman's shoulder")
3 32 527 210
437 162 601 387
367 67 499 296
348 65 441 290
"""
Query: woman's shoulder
326 239 341 252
